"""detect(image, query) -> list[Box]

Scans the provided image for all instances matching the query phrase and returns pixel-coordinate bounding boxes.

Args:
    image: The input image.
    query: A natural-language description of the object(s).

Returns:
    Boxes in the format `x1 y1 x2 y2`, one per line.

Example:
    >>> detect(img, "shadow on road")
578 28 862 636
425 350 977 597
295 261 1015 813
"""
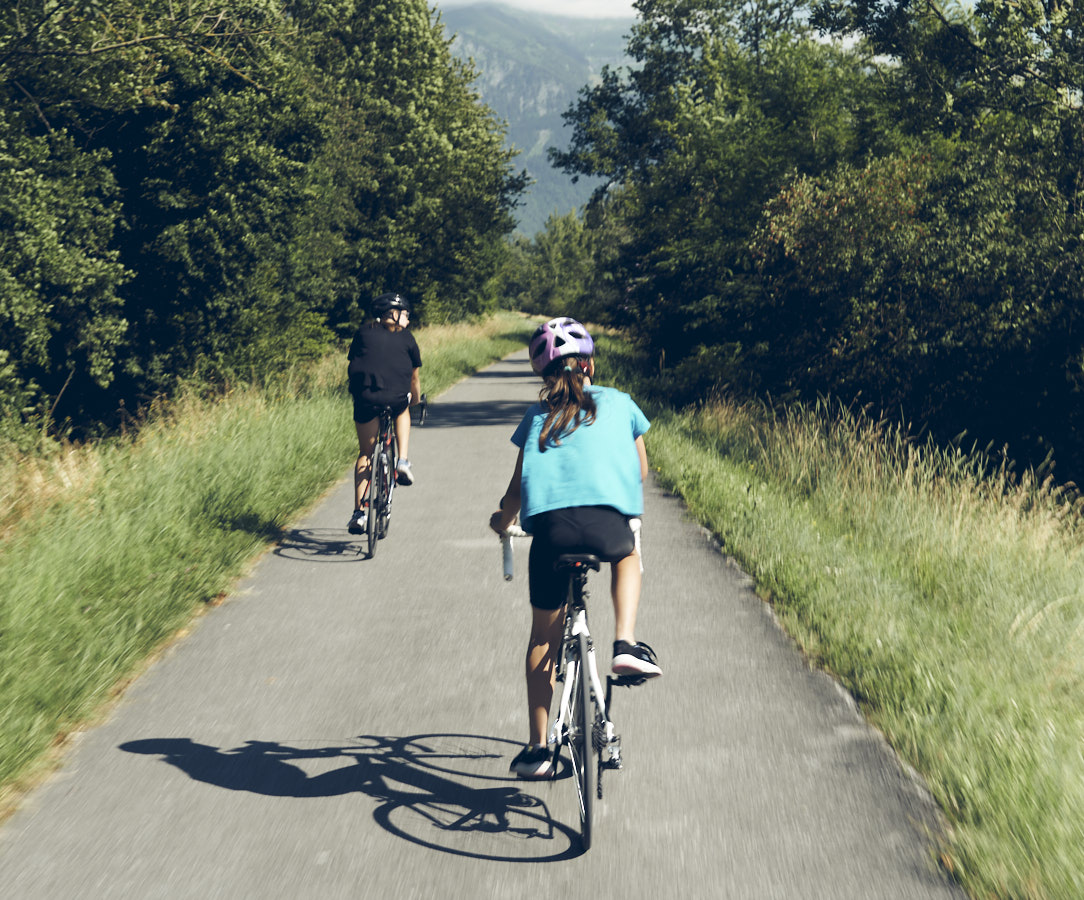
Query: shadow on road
119 733 580 862
422 399 530 429
470 363 533 379
274 528 367 563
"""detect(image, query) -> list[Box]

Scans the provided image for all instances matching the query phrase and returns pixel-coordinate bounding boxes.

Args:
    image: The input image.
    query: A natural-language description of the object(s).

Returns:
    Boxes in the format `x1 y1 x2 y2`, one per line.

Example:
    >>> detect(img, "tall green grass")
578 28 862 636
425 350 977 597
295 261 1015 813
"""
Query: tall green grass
598 334 1084 900
0 312 537 808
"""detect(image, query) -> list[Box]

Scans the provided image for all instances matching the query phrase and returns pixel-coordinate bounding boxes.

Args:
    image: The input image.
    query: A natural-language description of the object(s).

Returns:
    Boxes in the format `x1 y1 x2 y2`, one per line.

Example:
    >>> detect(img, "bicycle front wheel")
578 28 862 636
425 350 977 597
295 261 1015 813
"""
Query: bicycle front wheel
569 631 594 850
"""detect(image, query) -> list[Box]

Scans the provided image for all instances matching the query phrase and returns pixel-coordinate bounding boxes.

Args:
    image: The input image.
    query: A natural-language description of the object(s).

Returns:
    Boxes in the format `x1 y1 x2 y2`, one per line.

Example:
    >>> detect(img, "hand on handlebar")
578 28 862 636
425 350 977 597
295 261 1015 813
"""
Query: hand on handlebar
490 509 526 536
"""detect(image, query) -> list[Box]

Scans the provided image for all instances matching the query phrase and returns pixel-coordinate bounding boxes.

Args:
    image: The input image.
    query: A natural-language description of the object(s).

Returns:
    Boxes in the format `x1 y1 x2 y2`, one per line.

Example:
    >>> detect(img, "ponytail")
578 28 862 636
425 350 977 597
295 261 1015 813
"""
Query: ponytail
537 356 596 451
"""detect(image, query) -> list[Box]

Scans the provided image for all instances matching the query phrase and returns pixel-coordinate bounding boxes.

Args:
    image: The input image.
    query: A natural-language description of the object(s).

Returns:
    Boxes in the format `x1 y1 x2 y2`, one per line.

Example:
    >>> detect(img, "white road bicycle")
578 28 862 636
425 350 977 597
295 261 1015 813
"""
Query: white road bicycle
501 522 648 851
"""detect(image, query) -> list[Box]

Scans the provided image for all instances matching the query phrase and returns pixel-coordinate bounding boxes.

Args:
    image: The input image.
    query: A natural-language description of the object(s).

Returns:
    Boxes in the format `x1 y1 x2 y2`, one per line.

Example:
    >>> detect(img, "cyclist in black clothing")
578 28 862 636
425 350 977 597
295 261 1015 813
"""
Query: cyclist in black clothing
347 292 422 534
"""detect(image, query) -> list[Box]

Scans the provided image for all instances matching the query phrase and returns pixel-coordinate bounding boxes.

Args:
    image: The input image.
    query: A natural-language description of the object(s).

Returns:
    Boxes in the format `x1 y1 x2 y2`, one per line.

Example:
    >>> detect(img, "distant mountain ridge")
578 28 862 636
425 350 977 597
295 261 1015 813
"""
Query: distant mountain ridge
440 2 631 235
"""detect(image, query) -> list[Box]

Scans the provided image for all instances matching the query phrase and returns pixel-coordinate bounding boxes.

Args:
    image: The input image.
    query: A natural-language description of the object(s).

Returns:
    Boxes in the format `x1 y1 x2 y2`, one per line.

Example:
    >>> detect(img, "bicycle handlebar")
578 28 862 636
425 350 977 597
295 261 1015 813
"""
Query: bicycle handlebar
500 524 527 581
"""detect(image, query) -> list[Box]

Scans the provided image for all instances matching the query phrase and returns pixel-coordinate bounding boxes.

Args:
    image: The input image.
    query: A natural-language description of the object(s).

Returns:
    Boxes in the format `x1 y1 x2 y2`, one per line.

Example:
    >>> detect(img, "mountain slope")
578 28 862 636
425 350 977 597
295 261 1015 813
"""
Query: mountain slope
440 3 631 235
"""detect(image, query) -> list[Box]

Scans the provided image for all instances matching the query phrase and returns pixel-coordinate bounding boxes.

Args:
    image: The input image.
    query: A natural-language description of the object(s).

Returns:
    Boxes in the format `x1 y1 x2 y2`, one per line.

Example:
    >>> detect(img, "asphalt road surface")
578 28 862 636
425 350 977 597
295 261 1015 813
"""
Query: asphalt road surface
0 352 964 899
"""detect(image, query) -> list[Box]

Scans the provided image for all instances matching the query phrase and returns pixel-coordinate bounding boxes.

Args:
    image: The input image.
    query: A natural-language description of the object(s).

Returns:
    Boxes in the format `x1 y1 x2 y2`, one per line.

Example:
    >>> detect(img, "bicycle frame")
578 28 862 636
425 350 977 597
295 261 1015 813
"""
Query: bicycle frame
375 407 397 530
549 565 623 791
500 525 650 851
364 406 398 555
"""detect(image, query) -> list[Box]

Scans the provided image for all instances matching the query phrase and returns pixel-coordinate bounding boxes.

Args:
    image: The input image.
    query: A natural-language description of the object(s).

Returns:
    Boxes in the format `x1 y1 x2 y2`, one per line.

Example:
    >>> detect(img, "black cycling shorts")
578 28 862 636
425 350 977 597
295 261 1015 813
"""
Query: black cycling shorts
353 394 408 426
527 506 636 610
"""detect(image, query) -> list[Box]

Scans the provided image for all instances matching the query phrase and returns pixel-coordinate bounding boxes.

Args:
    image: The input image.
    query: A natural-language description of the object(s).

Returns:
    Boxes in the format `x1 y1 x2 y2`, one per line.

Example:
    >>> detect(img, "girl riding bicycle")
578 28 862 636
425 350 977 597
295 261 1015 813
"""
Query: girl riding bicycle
489 317 662 779
347 292 422 534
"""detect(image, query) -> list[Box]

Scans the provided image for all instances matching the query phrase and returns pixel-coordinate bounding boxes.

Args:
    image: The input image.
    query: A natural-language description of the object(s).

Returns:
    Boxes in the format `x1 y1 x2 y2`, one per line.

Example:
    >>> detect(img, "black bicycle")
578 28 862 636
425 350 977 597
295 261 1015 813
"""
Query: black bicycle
365 394 426 557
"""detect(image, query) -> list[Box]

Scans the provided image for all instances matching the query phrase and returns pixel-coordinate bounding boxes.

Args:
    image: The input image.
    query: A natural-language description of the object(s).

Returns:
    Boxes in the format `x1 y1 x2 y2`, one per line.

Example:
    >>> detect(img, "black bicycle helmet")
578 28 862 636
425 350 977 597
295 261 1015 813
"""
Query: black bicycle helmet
372 292 411 315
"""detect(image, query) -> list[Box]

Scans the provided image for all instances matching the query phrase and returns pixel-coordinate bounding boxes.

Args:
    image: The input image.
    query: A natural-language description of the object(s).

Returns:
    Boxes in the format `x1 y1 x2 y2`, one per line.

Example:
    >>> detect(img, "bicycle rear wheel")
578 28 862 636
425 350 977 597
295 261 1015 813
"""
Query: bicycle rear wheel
376 446 392 539
568 631 594 850
365 454 380 557
379 435 397 538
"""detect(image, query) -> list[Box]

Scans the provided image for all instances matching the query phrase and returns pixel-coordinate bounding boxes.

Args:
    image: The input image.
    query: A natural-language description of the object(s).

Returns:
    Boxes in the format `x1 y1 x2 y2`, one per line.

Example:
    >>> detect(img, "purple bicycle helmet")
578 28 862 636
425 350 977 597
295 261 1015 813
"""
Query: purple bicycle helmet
528 317 594 375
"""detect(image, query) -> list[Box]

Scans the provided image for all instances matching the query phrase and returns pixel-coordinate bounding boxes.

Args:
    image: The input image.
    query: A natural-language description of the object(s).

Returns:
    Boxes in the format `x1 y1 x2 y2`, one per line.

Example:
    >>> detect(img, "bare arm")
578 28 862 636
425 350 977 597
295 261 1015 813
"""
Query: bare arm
636 435 648 482
409 367 421 404
489 447 524 534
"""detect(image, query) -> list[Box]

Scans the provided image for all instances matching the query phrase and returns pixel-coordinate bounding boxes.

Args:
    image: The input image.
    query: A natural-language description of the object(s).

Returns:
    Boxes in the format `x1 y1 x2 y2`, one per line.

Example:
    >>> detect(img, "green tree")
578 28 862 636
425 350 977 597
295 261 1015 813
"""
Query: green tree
105 30 333 392
812 0 1084 215
554 1 887 398
285 0 527 327
1 0 528 439
0 121 128 436
751 142 1081 440
489 210 623 323
0 0 314 430
800 0 1084 476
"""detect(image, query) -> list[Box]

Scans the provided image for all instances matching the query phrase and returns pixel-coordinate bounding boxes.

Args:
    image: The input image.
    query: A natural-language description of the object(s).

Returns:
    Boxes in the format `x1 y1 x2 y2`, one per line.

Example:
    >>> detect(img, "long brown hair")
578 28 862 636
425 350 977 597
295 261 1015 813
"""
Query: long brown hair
537 356 596 451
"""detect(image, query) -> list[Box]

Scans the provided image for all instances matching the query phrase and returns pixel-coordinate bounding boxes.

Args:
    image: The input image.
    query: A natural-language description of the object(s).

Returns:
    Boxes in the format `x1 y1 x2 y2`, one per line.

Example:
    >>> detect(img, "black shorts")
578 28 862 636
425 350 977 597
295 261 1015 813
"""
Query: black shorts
527 506 636 610
353 394 408 425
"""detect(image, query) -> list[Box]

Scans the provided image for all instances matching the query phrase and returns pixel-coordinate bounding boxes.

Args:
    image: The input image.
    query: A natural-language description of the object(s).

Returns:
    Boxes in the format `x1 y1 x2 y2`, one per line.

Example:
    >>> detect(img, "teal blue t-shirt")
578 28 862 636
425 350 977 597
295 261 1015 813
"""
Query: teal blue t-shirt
511 385 650 533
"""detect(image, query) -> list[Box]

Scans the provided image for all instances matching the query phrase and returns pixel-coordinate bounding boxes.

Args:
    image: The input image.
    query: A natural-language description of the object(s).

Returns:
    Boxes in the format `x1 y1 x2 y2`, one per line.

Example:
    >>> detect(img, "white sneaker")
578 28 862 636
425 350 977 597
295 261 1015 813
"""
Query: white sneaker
395 458 414 485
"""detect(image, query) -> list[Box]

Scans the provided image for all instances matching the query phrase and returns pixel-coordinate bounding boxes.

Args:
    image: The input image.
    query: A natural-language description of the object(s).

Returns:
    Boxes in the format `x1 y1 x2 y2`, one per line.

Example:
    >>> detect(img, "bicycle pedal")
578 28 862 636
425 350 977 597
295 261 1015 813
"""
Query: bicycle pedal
603 753 623 771
611 674 649 688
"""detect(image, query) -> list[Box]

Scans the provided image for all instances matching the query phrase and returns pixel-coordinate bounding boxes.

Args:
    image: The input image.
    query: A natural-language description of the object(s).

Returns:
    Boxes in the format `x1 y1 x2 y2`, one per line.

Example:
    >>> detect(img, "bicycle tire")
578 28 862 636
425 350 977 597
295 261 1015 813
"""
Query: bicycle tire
378 438 395 539
365 451 380 557
568 631 594 850
373 451 387 540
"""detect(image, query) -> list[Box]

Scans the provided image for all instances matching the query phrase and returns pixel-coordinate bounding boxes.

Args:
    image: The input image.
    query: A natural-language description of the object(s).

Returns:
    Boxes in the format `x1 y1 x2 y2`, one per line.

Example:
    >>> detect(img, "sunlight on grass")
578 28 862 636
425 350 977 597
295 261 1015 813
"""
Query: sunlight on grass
593 333 1084 899
650 398 1084 900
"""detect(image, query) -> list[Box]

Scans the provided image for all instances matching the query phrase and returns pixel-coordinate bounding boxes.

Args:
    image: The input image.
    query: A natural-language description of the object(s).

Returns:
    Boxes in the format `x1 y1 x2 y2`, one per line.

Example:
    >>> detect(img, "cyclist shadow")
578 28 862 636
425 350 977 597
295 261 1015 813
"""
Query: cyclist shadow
118 733 581 861
273 528 368 563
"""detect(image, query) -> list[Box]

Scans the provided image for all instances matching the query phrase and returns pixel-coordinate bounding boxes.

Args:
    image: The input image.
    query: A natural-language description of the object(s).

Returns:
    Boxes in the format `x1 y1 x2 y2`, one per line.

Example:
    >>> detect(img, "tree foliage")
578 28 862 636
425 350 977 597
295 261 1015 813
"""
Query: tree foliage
544 0 1084 481
751 141 1083 459
0 0 526 441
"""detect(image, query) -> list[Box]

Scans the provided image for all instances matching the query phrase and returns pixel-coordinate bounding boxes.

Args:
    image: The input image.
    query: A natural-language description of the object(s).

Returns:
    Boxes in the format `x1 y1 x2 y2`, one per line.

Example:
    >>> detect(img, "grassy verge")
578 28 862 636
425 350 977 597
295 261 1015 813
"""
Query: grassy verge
0 311 537 811
599 334 1084 900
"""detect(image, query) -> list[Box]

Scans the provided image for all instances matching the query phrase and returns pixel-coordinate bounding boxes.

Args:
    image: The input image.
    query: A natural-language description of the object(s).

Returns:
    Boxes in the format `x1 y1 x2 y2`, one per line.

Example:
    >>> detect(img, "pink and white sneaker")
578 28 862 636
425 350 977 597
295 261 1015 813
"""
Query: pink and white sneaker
612 641 662 678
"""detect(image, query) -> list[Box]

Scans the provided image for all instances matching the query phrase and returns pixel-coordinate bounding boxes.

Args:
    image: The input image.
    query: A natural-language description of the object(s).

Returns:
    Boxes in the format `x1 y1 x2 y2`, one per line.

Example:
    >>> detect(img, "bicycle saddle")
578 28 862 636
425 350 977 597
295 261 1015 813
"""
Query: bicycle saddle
554 554 601 572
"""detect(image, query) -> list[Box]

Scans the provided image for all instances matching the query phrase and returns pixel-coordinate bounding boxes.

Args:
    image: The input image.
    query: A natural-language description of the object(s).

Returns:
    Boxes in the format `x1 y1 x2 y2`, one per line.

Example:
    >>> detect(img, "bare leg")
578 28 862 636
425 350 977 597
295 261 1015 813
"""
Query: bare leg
611 551 641 644
353 418 378 509
526 606 564 746
394 406 411 460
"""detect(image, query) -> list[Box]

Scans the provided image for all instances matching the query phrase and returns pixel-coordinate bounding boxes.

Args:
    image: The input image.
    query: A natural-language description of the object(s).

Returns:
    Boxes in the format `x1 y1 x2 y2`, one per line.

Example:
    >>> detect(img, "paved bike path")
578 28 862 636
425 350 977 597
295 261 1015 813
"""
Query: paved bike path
0 352 961 898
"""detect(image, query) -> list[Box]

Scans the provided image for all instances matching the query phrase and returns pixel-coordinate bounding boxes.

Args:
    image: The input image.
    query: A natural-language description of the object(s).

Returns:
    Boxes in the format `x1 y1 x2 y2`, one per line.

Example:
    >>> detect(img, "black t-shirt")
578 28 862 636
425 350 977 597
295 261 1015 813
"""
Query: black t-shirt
347 321 422 402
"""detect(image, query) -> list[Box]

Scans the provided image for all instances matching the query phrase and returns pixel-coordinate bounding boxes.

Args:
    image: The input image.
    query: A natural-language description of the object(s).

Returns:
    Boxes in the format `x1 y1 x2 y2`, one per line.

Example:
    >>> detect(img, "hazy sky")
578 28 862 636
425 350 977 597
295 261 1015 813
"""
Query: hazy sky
436 0 636 19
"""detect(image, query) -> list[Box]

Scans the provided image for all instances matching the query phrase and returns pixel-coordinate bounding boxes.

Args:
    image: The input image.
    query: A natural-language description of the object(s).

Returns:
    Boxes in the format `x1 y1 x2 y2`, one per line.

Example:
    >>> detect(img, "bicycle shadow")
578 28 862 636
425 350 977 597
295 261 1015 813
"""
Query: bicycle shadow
118 733 581 862
273 528 368 563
